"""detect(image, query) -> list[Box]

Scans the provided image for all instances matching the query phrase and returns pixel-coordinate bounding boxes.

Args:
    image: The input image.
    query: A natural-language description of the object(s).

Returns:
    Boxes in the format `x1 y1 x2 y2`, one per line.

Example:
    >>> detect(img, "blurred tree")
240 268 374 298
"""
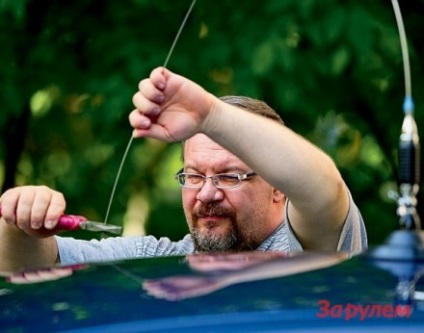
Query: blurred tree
0 0 423 245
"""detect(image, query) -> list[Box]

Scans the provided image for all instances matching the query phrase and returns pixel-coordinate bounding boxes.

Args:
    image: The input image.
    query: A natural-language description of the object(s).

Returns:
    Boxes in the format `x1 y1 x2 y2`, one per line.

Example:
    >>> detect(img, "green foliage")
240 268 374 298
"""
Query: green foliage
1 0 423 245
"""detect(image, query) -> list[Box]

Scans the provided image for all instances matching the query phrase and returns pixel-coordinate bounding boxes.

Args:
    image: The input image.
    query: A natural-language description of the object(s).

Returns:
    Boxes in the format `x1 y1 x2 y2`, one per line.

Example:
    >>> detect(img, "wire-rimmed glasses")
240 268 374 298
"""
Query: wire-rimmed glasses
175 170 257 189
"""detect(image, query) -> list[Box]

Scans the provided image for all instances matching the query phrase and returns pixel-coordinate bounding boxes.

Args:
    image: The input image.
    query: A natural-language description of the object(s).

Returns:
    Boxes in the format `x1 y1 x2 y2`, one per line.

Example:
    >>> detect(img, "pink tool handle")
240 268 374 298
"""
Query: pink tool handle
57 215 87 231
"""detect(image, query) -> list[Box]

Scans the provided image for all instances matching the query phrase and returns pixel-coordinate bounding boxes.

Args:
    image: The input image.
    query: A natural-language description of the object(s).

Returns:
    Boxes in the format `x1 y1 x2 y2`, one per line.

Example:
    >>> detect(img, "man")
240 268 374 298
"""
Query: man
0 68 367 271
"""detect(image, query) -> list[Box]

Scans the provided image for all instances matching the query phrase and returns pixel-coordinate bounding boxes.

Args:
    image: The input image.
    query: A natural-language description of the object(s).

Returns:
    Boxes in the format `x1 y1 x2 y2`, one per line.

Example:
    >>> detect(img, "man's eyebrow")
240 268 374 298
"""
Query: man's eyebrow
182 166 249 173
180 166 198 173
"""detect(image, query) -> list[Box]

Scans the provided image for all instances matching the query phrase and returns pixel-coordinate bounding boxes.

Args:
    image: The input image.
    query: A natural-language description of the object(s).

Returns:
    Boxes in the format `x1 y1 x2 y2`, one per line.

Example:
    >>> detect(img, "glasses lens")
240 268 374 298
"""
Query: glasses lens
176 174 186 186
177 173 250 188
178 174 205 188
216 174 240 188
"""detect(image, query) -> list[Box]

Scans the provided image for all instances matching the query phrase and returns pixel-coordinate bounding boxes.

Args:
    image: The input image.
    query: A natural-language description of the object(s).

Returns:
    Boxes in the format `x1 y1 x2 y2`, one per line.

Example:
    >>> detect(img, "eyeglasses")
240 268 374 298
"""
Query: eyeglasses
175 170 257 189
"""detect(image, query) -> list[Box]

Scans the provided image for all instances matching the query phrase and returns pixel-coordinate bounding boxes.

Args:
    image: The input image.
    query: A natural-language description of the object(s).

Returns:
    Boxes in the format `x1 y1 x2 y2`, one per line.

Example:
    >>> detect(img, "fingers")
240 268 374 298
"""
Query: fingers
0 186 66 231
130 67 169 139
7 267 74 284
133 80 163 114
149 66 167 90
132 67 167 118
0 188 20 224
129 107 153 133
42 189 66 230
130 67 213 142
130 80 165 137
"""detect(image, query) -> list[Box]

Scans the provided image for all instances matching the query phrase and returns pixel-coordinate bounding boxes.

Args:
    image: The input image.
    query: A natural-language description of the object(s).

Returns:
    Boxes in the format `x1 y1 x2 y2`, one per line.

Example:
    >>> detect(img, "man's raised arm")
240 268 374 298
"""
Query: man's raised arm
130 67 350 251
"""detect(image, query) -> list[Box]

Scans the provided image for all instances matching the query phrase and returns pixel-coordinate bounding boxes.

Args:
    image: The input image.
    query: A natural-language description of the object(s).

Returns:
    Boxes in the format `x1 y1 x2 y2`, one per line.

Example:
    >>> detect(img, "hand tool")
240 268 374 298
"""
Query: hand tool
0 208 122 234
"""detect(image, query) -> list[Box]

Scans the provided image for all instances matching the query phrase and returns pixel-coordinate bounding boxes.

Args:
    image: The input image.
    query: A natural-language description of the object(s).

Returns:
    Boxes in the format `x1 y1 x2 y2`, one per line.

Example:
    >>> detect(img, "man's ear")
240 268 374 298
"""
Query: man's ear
273 189 286 203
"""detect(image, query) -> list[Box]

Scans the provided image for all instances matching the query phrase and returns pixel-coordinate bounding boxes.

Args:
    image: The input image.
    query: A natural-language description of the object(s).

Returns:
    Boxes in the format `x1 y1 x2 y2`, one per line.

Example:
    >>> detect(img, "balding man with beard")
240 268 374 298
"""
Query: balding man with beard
0 68 367 270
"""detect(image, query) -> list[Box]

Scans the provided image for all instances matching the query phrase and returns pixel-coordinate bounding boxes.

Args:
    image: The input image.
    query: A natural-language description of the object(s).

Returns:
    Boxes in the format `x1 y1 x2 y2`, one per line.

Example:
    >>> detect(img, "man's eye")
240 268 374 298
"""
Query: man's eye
218 174 239 184
187 175 203 184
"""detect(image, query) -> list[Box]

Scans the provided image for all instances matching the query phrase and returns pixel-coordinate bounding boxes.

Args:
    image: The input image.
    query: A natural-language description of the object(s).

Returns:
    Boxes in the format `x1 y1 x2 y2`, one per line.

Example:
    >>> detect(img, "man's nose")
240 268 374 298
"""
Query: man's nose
196 178 224 202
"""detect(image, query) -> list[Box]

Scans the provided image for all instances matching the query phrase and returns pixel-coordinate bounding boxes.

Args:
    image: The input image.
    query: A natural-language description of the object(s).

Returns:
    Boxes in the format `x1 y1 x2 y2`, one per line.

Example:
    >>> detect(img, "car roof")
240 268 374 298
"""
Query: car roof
1 249 424 332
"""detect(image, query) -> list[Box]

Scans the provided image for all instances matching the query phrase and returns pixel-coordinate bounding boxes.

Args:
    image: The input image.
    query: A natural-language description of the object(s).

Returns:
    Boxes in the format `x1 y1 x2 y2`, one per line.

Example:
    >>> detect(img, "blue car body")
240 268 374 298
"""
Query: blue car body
1 246 423 332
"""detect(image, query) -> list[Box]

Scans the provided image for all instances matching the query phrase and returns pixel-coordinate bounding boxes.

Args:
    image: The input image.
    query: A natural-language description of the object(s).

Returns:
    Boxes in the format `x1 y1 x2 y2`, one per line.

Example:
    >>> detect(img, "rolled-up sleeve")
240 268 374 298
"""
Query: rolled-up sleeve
55 234 195 265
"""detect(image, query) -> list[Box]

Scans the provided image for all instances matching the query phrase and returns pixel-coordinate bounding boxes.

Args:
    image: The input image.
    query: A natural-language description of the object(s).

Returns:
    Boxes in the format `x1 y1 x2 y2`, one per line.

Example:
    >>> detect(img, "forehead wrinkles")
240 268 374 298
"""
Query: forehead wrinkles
184 135 242 169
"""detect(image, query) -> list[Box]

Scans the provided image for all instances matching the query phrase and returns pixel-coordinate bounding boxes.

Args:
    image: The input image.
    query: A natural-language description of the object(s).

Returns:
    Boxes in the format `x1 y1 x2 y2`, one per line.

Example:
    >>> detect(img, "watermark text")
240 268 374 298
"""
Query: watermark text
316 299 412 321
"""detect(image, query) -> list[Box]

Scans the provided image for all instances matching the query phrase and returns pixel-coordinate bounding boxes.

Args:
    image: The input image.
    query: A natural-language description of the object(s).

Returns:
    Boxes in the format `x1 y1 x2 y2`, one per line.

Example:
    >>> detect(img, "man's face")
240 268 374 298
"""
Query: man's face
182 134 284 252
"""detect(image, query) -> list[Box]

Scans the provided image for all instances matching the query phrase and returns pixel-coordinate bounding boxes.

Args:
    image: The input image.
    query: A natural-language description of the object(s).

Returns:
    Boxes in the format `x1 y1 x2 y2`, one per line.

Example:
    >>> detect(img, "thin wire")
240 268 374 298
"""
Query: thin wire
104 136 134 224
110 263 144 284
103 0 197 225
391 0 413 113
163 0 197 68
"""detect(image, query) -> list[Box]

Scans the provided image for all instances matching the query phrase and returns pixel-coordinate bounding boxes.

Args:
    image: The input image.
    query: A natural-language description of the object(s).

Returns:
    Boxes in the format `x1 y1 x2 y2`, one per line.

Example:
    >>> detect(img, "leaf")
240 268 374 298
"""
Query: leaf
330 46 351 76
251 41 275 75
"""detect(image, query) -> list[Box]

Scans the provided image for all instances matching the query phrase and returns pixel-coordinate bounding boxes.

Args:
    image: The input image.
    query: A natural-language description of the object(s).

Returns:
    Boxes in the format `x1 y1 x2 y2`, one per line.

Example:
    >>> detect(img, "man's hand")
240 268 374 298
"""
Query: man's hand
0 186 66 238
130 67 216 142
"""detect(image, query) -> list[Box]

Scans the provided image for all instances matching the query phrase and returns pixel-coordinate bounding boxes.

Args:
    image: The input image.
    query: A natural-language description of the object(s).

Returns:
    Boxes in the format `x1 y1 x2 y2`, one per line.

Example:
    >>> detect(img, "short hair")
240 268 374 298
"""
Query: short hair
218 95 284 125
181 95 284 161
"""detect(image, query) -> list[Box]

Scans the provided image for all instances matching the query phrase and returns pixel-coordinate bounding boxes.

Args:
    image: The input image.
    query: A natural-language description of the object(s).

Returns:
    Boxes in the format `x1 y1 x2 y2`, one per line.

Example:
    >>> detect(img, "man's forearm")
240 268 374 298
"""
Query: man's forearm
203 99 341 202
0 222 58 273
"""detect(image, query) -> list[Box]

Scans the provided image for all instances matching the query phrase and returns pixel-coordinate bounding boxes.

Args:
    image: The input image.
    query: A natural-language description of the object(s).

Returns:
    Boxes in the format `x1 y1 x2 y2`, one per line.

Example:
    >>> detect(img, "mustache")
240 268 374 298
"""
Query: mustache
194 203 235 218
